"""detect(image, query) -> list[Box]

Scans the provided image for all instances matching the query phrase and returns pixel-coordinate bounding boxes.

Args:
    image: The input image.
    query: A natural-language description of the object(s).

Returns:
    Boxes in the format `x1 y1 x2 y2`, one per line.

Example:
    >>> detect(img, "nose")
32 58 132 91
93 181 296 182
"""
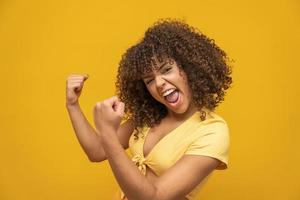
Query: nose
155 75 166 89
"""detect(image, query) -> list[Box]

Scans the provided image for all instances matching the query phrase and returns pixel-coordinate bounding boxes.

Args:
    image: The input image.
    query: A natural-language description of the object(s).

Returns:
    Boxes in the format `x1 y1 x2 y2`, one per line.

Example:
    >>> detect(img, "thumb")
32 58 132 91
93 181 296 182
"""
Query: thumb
114 101 125 116
118 102 125 116
83 74 89 81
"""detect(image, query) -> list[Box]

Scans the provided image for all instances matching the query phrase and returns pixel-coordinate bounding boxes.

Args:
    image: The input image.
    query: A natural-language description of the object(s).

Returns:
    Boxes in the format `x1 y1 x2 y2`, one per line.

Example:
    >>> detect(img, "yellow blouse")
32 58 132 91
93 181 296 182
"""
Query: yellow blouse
115 109 230 200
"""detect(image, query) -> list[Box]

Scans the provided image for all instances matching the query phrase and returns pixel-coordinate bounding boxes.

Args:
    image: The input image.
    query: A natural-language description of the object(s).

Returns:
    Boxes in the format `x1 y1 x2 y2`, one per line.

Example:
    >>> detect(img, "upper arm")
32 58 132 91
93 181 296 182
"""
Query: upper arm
92 119 134 162
152 121 229 199
152 155 220 200
117 119 135 150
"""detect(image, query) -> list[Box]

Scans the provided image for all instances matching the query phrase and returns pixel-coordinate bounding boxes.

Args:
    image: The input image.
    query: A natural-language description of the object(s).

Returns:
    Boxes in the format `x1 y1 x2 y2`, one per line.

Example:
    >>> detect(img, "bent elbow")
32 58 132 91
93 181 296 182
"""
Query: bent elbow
89 157 100 162
88 155 106 162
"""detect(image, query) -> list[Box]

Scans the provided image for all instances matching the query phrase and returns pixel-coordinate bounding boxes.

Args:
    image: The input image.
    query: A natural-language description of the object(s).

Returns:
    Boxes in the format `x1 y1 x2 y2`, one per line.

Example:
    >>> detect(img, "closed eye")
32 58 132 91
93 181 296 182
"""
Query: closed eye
145 78 154 85
163 66 172 73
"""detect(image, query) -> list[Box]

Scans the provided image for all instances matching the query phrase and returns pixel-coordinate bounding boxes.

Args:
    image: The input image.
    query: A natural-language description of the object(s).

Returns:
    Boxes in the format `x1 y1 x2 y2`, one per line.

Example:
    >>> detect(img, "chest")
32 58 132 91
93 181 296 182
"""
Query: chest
143 120 182 158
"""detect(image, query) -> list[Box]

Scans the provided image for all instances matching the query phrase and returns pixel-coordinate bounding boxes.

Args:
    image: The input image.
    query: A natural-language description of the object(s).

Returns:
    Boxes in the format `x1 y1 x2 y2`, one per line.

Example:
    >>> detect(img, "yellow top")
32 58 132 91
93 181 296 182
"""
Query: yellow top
115 109 230 200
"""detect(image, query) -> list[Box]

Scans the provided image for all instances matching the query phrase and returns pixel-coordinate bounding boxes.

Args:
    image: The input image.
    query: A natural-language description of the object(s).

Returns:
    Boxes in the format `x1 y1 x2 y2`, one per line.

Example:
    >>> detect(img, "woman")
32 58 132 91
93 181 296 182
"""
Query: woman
66 18 232 200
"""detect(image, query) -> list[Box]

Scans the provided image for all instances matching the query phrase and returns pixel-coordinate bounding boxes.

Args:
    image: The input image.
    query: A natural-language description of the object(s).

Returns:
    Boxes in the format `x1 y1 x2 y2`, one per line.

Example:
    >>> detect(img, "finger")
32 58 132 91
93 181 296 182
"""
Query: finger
109 96 119 103
96 102 102 110
68 80 85 85
68 83 83 90
104 96 119 108
111 96 121 111
67 76 88 82
113 100 124 114
67 74 89 81
68 77 85 81
68 74 89 77
117 102 125 116
83 74 89 81
94 102 102 113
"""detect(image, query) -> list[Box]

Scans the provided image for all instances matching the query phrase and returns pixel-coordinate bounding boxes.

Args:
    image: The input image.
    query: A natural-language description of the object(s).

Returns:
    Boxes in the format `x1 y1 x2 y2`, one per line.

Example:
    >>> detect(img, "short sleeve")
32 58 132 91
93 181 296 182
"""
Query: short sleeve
184 121 230 170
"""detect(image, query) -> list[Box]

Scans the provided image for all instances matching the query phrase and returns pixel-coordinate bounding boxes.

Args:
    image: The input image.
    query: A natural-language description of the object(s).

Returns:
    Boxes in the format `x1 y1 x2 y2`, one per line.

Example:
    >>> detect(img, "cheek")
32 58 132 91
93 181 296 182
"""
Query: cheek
147 86 159 99
149 88 164 103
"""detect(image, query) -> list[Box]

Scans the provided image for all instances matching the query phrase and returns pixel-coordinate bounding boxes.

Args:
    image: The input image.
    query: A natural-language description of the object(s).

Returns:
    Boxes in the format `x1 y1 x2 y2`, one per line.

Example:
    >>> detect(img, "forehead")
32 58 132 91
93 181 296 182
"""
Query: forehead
151 56 174 67
141 56 175 77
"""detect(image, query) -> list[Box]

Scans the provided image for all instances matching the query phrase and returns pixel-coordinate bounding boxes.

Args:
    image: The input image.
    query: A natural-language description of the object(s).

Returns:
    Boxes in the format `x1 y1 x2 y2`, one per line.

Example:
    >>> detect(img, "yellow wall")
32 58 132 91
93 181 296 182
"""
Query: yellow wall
0 0 299 199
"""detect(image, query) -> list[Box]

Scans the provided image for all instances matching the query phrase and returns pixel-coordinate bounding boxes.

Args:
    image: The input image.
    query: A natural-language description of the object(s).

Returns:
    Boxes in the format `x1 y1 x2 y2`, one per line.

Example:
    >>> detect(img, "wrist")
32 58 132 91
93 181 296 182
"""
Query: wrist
99 125 117 136
99 128 122 154
66 102 80 110
99 126 118 143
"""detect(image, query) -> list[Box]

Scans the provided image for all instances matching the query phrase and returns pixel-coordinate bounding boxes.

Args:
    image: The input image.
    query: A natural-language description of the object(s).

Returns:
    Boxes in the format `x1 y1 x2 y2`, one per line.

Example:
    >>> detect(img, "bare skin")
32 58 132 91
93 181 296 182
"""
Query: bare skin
66 64 220 199
65 74 134 162
92 95 219 200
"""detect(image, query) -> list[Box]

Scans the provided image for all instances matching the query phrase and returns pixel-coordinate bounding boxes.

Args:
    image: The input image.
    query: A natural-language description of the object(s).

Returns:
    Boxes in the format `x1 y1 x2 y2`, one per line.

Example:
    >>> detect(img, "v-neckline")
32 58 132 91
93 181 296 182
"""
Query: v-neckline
142 111 200 158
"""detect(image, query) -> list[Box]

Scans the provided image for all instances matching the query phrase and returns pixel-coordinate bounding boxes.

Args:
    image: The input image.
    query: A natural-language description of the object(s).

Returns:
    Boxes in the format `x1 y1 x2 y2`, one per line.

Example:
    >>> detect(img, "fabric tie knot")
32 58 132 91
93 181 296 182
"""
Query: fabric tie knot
131 154 147 175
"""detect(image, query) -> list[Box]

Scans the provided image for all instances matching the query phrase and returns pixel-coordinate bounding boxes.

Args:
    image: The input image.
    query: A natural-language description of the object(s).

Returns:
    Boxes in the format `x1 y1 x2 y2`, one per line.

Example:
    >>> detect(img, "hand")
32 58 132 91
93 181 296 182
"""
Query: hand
66 74 89 106
93 96 125 134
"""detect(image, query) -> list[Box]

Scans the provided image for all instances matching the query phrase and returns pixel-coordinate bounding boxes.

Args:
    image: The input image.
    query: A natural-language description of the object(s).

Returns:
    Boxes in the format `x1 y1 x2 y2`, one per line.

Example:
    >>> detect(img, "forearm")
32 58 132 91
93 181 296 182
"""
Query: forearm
100 128 157 200
66 103 105 161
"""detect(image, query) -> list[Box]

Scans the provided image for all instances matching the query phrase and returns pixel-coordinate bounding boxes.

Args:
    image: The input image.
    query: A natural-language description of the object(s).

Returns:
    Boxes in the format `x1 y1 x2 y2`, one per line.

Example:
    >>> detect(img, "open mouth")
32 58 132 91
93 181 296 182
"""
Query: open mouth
164 89 180 104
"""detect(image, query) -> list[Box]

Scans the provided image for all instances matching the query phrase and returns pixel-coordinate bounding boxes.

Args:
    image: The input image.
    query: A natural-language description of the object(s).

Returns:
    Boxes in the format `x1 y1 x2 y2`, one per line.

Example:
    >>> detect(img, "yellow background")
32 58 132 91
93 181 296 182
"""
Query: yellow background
0 0 299 199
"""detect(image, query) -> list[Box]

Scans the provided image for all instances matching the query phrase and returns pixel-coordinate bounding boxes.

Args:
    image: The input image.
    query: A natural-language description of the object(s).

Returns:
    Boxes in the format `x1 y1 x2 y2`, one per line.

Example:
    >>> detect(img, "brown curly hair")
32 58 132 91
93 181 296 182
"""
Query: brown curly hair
115 18 233 139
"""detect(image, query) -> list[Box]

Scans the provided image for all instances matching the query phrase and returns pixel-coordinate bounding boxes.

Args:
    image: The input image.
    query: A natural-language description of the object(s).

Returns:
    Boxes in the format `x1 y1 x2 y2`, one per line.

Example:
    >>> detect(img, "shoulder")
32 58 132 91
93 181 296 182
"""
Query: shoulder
185 110 230 169
190 109 229 134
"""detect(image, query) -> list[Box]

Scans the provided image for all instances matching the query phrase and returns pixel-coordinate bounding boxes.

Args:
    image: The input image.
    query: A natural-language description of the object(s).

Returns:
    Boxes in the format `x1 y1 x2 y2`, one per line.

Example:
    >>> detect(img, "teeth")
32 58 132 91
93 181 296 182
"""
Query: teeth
162 88 176 97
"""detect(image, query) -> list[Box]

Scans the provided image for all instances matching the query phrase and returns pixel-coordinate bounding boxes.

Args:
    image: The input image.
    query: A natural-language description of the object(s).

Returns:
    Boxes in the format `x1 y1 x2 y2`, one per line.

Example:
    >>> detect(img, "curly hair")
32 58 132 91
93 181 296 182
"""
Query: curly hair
115 18 233 139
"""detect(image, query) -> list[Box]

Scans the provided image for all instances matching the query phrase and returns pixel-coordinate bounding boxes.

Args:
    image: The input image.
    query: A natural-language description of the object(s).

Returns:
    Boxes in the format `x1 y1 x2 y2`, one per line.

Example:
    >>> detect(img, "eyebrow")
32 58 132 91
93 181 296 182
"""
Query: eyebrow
142 62 169 79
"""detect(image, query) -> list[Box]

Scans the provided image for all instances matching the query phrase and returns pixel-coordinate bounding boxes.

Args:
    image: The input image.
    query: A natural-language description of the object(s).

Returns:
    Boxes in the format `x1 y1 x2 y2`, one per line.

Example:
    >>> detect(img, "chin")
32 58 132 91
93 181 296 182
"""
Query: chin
169 106 189 115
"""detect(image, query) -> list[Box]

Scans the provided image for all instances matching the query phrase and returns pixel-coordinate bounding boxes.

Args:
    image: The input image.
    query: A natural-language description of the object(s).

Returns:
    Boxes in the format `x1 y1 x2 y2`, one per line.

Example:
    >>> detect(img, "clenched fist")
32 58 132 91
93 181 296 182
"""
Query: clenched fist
93 96 125 134
66 74 89 106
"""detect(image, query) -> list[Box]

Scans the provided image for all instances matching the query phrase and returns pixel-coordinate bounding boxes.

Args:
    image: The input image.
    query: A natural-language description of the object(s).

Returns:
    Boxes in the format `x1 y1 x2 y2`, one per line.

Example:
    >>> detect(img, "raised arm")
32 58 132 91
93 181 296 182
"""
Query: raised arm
65 74 134 162
93 97 221 200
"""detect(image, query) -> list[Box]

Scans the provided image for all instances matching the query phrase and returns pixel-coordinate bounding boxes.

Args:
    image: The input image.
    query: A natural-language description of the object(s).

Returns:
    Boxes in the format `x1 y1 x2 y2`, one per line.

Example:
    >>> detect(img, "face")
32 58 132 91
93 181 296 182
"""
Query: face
142 57 196 117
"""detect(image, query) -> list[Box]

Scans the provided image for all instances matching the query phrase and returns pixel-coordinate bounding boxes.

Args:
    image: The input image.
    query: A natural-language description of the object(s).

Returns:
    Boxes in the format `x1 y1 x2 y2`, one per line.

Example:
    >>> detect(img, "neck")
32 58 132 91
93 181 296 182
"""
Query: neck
166 104 198 121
